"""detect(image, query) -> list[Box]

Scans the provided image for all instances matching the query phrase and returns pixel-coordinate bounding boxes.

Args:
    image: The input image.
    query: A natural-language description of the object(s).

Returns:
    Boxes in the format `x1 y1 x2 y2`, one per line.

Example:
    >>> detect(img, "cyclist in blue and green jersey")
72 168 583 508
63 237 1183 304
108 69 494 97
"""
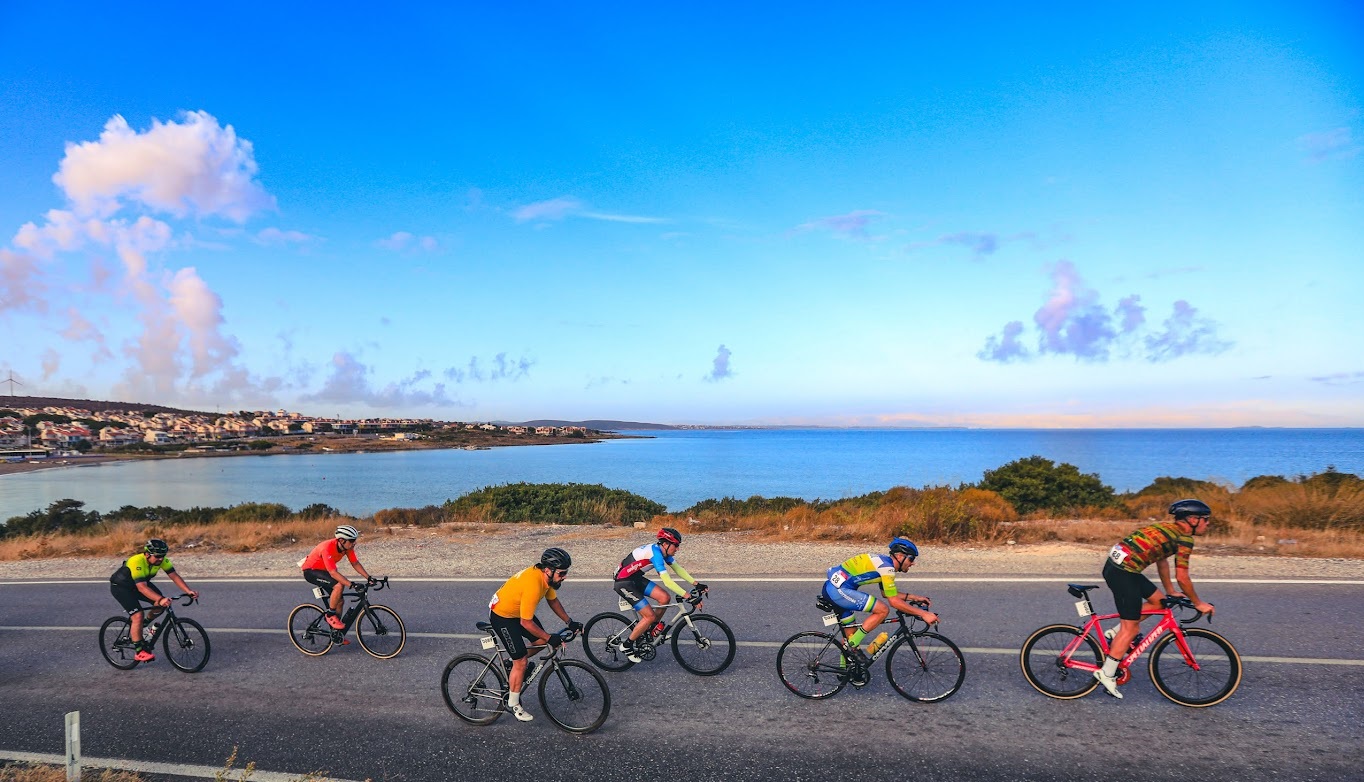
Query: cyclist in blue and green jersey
822 537 937 664
612 527 706 663
109 538 199 662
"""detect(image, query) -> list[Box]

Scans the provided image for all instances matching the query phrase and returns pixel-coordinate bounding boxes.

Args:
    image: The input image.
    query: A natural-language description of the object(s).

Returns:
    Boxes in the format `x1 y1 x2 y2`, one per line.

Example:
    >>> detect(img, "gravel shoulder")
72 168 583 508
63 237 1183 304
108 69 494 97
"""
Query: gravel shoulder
10 524 1363 581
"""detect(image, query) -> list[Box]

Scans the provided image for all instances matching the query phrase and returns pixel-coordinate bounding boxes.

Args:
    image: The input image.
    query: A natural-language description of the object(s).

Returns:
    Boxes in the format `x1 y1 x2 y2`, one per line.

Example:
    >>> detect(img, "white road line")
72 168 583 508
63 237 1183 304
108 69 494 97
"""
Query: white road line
4 577 1363 585
0 749 363 782
5 625 1362 666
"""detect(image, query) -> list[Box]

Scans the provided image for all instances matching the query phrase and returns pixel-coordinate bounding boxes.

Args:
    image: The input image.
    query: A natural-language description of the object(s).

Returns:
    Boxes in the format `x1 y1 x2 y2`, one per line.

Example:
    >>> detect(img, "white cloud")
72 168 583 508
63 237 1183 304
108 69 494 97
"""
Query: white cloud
513 196 664 224
375 231 440 252
255 227 320 246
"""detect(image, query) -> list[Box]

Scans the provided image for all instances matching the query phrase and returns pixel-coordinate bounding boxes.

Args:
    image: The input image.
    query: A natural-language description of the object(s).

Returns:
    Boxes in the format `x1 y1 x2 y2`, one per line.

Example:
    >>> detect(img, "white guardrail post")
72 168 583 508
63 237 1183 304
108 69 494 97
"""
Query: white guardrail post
64 710 80 782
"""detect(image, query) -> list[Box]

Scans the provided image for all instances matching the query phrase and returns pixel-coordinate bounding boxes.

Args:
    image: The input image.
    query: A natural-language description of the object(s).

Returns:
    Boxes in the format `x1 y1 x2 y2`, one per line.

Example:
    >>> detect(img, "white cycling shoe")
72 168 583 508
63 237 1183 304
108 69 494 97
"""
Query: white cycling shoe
509 703 534 722
1094 670 1123 699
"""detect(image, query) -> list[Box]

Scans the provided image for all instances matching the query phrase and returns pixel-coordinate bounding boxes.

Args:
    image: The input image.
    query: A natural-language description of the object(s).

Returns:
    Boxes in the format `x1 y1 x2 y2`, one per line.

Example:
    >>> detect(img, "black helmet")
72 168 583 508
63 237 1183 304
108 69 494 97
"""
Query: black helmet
145 538 169 556
657 527 682 545
1168 499 1212 519
540 547 572 570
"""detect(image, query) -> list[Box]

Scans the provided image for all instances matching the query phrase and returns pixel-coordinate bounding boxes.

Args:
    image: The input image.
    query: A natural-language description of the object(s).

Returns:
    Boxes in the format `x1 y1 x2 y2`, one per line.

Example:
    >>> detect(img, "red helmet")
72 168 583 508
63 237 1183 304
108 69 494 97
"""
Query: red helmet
657 527 682 545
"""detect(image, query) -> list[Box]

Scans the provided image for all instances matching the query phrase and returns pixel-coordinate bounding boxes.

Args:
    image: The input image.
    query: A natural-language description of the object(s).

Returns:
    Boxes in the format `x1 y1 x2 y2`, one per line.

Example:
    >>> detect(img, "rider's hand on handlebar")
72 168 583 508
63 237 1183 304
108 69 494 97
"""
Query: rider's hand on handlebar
546 631 566 649
1195 601 1215 617
156 596 171 608
567 620 584 634
186 590 199 601
920 610 940 625
367 576 378 585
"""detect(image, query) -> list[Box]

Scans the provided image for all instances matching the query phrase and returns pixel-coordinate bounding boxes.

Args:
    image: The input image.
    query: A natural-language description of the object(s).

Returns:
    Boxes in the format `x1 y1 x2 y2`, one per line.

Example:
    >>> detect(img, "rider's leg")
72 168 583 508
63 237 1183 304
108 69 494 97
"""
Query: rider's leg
850 598 888 648
329 582 345 615
629 583 670 642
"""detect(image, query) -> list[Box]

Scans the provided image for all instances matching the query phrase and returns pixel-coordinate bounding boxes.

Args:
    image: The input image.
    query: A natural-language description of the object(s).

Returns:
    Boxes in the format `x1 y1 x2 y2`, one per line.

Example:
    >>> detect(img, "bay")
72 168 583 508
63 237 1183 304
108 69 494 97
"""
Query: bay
2 428 1362 518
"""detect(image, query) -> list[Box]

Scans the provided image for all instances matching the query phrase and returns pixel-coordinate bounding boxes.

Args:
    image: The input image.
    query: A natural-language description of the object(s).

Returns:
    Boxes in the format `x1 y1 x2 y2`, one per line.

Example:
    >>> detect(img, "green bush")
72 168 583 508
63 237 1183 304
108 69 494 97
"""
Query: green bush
1241 475 1289 491
683 495 814 516
3 499 102 537
445 483 665 525
975 455 1115 515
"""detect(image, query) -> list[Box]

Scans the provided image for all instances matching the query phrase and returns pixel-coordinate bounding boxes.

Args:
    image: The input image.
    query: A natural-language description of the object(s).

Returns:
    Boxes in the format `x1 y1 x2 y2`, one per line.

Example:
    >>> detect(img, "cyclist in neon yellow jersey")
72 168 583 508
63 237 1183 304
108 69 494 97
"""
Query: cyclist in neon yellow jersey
822 537 937 664
109 538 199 662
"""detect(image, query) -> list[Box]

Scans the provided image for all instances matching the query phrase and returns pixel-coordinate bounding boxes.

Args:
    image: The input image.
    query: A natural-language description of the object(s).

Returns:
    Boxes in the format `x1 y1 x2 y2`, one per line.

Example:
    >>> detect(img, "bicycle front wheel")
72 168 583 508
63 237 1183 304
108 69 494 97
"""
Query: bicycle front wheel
581 612 636 672
288 604 335 656
670 614 736 676
1019 624 1102 699
98 616 140 670
1148 627 1242 707
776 631 849 699
356 605 406 659
163 618 211 673
442 654 507 725
885 631 965 702
538 659 611 734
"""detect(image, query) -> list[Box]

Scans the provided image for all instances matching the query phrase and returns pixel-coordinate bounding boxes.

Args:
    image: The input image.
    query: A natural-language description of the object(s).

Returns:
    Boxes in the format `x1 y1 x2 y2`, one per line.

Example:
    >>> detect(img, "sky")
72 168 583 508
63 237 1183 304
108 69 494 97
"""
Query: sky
1 3 1361 427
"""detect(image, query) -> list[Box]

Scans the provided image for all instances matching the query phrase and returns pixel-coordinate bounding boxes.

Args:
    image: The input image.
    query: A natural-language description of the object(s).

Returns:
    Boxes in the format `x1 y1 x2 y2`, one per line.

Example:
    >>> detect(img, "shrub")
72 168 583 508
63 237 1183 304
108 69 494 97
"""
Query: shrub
218 503 292 523
445 483 666 525
975 456 1115 515
373 506 448 527
2 499 102 537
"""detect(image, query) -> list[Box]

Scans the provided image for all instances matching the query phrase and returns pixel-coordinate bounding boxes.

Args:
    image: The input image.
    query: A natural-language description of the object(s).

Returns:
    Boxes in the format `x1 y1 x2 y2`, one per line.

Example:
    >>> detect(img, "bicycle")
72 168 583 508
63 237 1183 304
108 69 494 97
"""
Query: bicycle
1019 583 1242 707
441 625 611 734
287 577 406 659
581 586 736 675
98 594 211 673
776 594 965 702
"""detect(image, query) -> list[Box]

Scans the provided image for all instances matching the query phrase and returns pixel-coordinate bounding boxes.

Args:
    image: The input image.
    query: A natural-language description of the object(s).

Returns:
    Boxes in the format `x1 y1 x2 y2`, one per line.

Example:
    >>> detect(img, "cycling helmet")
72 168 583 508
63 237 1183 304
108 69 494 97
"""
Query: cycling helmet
540 547 572 570
657 527 682 546
335 524 360 541
1168 499 1212 520
144 538 169 557
889 537 919 559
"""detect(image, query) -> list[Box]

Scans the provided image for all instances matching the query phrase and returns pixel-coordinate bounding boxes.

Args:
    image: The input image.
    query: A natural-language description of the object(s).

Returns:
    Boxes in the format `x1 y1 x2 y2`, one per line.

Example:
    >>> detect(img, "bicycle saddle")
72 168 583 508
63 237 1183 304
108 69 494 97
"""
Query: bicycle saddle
475 621 494 632
1066 584 1100 598
815 593 837 612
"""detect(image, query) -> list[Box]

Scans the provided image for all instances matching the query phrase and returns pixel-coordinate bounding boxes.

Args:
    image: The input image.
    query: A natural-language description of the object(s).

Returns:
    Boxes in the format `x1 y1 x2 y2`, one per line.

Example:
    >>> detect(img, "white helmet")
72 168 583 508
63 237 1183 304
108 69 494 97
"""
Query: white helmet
335 525 360 541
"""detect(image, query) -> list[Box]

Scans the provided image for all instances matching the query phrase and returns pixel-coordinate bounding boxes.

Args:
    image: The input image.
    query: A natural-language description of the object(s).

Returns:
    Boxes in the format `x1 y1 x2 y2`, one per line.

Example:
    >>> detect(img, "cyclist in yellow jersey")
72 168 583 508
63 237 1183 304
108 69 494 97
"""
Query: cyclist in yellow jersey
1094 498 1216 698
109 538 199 662
487 547 583 722
823 537 937 665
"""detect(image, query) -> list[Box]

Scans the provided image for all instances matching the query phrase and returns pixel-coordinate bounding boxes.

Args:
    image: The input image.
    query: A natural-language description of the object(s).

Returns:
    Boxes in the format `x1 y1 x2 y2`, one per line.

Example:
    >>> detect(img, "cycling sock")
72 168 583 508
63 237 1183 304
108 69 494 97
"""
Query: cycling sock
1101 656 1120 677
849 628 867 646
508 691 521 708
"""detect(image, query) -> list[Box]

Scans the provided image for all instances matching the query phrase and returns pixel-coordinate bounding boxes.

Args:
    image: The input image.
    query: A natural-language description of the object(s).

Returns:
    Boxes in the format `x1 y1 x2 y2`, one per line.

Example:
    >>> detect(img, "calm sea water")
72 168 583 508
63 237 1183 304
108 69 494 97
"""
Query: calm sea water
3 428 1362 518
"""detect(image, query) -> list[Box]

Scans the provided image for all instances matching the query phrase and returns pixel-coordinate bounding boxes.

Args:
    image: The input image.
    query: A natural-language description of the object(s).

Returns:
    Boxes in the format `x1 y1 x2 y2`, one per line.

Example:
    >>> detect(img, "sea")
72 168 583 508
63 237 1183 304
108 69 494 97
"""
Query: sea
2 428 1363 518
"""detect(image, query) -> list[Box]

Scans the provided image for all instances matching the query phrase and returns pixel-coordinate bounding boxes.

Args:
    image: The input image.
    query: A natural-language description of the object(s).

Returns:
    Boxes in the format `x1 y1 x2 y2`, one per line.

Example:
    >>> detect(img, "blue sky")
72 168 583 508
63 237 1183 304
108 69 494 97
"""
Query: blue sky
1 3 1361 426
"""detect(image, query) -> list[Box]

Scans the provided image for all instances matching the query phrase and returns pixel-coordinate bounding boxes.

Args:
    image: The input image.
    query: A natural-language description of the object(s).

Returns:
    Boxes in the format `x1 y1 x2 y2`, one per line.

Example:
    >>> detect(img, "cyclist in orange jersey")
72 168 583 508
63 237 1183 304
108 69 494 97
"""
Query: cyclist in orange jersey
300 525 376 630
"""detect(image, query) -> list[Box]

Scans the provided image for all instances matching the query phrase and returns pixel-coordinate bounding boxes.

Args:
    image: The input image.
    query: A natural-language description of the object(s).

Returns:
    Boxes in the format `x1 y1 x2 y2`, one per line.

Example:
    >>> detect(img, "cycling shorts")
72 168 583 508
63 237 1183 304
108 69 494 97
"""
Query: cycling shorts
613 575 659 611
488 611 545 661
1103 560 1157 620
304 569 340 593
822 580 876 620
111 580 163 615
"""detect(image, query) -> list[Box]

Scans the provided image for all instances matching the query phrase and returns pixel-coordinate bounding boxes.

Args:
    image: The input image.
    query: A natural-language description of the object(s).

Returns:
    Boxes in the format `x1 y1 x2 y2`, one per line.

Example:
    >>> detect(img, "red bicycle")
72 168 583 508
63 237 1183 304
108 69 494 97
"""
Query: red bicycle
1020 583 1241 707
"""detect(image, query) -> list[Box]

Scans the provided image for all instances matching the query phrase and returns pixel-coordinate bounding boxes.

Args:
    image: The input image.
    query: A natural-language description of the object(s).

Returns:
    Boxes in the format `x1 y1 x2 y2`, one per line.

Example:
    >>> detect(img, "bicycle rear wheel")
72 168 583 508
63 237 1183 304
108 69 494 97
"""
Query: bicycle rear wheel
288 604 335 656
163 618 211 673
442 654 507 725
1148 627 1242 707
1019 624 1102 699
581 612 636 672
776 631 850 699
670 614 736 676
885 631 965 702
98 616 140 670
538 659 611 734
356 605 406 659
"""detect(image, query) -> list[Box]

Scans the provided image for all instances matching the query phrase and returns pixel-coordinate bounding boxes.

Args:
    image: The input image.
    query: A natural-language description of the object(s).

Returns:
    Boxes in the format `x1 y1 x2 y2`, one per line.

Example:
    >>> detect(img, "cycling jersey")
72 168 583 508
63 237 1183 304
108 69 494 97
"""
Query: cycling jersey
826 553 899 598
490 566 556 620
615 542 695 597
1108 522 1193 573
110 552 175 587
300 539 359 572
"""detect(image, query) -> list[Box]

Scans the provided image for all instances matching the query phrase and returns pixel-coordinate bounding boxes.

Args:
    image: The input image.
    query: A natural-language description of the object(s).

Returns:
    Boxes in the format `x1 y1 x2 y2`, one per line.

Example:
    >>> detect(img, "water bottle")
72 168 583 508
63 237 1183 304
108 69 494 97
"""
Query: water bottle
651 621 665 638
865 631 890 656
143 625 155 642
1104 626 1118 640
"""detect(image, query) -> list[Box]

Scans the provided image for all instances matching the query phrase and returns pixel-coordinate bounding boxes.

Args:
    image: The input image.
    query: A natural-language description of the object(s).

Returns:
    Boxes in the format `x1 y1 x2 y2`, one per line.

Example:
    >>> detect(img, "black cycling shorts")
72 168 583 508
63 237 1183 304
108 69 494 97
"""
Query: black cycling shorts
1103 560 1157 621
303 569 339 593
488 611 545 660
613 574 655 610
111 580 163 615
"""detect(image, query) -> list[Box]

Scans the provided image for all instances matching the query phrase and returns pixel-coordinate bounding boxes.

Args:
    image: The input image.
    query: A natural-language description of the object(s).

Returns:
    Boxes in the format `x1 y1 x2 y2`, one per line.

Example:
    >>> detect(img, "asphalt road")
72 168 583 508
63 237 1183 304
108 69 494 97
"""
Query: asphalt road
1 577 1361 782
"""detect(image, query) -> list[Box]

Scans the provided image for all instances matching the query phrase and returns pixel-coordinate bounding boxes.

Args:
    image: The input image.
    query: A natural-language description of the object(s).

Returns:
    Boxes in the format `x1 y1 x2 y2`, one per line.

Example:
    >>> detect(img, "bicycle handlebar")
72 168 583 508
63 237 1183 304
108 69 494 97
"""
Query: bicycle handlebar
166 594 198 606
1161 595 1211 624
351 576 390 594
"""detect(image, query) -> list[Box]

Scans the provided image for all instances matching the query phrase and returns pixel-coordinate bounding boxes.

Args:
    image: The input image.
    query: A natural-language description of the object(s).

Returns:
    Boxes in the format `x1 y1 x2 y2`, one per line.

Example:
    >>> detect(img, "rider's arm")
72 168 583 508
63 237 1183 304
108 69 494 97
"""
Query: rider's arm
168 570 196 598
136 581 166 604
652 550 690 597
889 594 937 623
546 596 571 626
1175 565 1213 614
664 561 698 592
352 560 372 581
1156 557 1178 595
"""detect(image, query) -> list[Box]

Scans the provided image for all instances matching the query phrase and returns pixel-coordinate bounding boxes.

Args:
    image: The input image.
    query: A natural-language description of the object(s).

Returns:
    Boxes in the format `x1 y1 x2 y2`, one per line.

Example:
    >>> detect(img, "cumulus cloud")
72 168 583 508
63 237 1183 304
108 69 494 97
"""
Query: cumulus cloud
705 345 733 382
441 353 534 383
53 111 274 220
375 231 440 252
1297 127 1359 163
979 261 1232 364
792 210 885 240
303 351 465 408
512 196 664 224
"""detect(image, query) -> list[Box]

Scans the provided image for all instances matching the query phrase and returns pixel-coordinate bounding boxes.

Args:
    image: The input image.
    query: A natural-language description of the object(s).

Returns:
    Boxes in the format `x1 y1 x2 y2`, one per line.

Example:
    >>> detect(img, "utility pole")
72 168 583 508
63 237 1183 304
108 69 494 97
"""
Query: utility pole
1 370 22 397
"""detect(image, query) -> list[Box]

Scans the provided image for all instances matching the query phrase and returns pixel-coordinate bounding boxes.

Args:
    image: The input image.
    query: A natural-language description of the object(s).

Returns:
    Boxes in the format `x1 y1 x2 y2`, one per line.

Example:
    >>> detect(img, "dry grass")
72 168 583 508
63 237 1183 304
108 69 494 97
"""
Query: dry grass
0 517 359 561
0 764 143 781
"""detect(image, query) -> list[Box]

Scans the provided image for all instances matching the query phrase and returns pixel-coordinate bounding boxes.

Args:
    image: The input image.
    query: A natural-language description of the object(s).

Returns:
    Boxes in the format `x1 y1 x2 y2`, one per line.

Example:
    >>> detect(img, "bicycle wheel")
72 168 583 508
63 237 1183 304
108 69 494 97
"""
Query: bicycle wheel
538 659 611 735
288 604 335 656
441 654 507 725
670 613 736 676
356 605 406 659
581 612 636 672
776 631 850 699
1148 627 1242 707
98 616 140 670
162 618 211 673
885 631 965 702
1020 624 1102 699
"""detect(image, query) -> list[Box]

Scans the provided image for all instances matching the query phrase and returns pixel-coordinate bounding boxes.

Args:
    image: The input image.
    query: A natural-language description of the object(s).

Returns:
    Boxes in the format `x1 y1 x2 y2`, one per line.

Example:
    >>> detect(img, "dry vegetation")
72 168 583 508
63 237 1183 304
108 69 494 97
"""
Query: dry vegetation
0 766 143 782
0 517 356 561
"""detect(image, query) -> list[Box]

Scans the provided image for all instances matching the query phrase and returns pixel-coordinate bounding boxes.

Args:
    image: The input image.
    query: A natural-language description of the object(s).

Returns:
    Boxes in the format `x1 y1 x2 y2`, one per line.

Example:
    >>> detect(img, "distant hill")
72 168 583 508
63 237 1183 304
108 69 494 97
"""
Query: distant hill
518 419 678 431
0 395 215 417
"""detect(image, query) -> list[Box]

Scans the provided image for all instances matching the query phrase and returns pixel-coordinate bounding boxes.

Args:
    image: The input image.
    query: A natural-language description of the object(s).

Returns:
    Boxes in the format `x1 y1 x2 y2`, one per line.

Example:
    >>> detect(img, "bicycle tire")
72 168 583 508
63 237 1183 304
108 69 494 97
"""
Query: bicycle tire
287 604 335 656
1148 627 1242 707
670 613 736 676
538 659 611 734
356 605 406 659
776 631 850 699
163 617 211 673
441 654 507 725
581 612 636 672
98 616 140 670
885 631 965 702
1019 624 1102 699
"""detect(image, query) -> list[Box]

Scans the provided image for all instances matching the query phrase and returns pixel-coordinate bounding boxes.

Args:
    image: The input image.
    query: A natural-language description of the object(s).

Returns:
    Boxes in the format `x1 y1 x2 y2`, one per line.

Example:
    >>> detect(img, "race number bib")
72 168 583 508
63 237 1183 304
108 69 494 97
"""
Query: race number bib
1108 545 1129 566
488 593 500 610
822 613 839 627
829 570 848 588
